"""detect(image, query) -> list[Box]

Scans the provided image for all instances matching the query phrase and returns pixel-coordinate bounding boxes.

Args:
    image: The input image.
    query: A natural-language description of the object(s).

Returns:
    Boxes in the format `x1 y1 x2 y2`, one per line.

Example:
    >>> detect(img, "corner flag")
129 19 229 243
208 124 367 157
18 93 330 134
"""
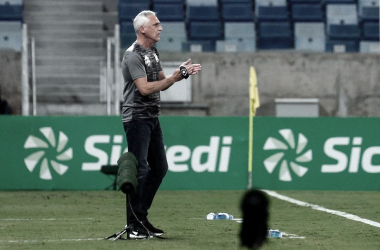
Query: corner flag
248 66 260 189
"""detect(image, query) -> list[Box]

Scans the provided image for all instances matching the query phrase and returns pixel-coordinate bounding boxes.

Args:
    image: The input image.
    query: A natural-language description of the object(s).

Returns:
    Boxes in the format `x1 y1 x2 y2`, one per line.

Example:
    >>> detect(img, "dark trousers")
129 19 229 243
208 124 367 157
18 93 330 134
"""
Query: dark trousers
123 118 168 225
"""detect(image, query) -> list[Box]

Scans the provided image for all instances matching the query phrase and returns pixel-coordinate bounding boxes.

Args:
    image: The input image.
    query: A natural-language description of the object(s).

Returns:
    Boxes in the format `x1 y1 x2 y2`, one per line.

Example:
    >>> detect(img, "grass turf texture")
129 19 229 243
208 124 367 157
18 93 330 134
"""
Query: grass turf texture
0 190 379 250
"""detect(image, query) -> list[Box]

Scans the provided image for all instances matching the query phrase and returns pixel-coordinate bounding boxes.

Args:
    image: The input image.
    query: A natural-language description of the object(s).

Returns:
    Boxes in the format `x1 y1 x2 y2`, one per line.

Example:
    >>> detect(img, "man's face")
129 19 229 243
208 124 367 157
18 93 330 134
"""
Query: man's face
142 15 162 43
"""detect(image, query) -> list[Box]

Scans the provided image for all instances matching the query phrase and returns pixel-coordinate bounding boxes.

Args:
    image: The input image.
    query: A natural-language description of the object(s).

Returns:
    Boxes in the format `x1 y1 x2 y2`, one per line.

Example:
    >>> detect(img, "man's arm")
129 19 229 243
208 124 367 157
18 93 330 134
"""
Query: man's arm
134 59 201 96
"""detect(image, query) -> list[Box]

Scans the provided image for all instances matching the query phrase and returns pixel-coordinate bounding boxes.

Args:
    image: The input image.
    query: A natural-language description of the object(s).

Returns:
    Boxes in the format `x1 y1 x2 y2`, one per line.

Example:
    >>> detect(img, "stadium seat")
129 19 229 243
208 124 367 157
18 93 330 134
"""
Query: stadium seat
291 4 323 22
358 0 380 21
0 20 22 51
182 40 215 52
326 4 358 25
188 22 222 40
120 21 136 48
216 38 256 52
257 22 293 49
119 3 150 22
256 6 289 21
322 0 356 4
224 22 255 38
118 0 149 4
186 0 217 6
0 0 23 21
221 3 254 22
294 22 325 52
153 3 184 21
155 22 187 52
327 24 360 39
359 41 380 53
288 0 320 3
326 40 359 52
187 5 219 21
362 22 380 40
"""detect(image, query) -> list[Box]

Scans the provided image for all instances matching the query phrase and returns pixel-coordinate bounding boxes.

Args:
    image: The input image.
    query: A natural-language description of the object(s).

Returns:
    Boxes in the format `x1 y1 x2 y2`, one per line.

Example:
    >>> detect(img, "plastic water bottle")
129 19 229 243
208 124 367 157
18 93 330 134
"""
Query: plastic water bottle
206 212 233 220
267 229 282 238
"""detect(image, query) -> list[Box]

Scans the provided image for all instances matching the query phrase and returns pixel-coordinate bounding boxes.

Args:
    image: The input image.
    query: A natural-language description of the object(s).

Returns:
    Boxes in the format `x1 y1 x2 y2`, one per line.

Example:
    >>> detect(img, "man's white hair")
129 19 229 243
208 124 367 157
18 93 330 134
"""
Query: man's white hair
133 10 156 35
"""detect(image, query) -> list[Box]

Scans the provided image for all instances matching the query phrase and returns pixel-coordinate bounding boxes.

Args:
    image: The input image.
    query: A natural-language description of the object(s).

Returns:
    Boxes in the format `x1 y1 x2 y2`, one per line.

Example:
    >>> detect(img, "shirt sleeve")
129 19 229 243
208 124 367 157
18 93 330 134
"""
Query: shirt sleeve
126 51 146 80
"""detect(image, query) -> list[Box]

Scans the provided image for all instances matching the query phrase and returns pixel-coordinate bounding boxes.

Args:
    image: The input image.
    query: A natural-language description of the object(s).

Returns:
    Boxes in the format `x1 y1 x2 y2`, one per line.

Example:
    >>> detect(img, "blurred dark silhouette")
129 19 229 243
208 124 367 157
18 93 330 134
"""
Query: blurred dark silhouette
240 189 269 249
0 85 12 115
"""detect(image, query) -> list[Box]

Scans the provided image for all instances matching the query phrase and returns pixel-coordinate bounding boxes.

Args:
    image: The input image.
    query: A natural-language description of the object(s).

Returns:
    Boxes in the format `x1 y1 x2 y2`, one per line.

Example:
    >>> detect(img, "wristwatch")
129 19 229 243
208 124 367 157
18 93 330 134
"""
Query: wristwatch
179 66 189 79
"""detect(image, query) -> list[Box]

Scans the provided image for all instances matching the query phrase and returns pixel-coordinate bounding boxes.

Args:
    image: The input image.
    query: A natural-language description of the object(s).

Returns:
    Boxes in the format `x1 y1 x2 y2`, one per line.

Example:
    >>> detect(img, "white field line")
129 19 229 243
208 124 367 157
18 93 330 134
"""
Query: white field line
0 238 104 244
263 190 380 228
1 218 94 221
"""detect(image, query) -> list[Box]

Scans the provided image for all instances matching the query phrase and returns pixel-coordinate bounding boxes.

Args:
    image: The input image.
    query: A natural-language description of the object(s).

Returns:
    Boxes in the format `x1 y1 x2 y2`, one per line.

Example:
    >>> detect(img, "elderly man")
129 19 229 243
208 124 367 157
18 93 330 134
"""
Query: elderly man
121 10 201 239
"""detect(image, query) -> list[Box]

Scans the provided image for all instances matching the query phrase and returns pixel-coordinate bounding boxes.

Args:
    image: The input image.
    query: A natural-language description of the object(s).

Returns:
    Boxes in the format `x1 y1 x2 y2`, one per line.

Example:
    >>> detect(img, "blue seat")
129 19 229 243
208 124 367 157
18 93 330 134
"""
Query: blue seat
120 21 136 48
221 3 254 22
363 22 380 40
256 6 288 21
119 3 150 22
188 22 222 40
187 5 219 21
327 24 360 39
358 0 380 21
182 40 215 52
291 4 323 21
326 40 359 52
257 22 293 49
0 20 22 51
0 0 23 21
153 3 184 21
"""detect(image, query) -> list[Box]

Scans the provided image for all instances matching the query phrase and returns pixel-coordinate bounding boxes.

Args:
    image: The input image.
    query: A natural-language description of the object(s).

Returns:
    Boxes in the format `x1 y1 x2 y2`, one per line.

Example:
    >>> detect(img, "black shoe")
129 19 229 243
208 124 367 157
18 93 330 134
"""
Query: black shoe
143 220 164 236
128 224 152 239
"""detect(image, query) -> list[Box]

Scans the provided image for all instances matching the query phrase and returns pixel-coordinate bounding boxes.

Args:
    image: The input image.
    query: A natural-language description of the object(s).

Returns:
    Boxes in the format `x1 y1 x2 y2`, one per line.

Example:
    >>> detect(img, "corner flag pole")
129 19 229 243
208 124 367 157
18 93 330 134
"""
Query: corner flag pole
248 66 260 190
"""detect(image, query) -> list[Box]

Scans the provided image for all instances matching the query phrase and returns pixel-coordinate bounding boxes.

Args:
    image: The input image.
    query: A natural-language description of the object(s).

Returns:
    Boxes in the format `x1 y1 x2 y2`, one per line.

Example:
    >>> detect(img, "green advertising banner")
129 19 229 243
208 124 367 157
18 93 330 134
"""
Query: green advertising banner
0 116 248 190
252 117 380 191
1 116 379 191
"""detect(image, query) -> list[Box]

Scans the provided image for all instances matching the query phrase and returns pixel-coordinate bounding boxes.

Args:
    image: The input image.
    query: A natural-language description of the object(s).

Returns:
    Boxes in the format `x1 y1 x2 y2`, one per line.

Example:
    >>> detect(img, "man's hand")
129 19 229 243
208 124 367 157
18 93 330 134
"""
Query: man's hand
181 58 202 76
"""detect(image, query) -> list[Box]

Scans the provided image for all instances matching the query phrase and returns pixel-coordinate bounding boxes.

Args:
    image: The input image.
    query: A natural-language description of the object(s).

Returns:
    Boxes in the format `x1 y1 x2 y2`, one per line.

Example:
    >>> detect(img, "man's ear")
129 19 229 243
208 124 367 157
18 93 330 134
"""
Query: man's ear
140 26 145 34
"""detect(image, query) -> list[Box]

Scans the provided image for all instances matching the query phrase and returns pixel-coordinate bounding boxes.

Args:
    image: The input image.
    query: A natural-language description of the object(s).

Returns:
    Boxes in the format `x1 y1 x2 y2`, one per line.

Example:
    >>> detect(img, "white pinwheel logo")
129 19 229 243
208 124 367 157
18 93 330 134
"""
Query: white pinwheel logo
24 127 73 180
263 129 312 182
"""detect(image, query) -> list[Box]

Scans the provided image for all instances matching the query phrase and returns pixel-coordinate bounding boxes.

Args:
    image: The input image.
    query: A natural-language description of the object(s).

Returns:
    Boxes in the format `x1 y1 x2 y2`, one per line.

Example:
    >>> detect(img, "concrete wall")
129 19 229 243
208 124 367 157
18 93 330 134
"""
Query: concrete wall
2 50 379 116
160 51 380 117
0 51 22 115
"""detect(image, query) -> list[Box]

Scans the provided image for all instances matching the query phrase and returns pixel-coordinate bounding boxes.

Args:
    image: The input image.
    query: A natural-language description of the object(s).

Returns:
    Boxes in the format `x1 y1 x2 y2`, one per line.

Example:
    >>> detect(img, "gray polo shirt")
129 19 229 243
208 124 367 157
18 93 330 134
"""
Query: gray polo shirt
121 42 163 123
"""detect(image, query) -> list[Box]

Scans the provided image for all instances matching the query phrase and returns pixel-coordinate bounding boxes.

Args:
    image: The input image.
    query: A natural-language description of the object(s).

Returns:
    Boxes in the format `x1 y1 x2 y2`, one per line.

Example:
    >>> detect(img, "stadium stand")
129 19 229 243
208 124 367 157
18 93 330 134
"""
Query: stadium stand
153 2 184 21
221 2 254 22
118 2 150 22
115 0 379 53
326 4 360 52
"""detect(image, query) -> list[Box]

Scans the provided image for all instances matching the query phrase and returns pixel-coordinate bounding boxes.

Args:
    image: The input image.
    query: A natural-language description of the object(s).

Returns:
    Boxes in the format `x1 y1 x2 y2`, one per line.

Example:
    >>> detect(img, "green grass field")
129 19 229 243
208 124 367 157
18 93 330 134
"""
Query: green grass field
0 190 379 250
